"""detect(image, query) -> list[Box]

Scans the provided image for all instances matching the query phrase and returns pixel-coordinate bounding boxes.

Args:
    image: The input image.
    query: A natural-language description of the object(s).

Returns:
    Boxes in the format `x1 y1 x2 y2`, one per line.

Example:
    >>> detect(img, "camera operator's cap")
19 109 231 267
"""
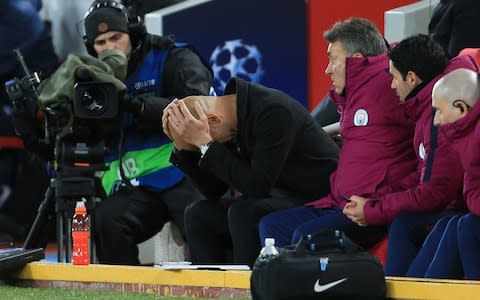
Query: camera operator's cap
99 49 128 80
84 3 129 41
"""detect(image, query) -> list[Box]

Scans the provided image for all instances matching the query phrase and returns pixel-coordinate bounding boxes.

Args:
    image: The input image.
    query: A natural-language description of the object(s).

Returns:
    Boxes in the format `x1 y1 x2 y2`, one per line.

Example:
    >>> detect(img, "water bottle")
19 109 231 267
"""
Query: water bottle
254 238 280 269
72 201 90 265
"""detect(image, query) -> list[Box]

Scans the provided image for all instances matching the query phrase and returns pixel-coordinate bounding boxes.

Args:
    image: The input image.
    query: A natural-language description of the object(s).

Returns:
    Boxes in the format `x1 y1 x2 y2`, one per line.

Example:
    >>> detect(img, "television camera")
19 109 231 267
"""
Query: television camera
5 49 122 263
5 49 120 173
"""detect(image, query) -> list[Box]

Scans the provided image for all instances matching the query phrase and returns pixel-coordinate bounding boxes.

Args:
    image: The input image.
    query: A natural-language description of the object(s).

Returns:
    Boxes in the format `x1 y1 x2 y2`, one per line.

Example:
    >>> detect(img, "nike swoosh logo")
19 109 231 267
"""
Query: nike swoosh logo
314 277 348 293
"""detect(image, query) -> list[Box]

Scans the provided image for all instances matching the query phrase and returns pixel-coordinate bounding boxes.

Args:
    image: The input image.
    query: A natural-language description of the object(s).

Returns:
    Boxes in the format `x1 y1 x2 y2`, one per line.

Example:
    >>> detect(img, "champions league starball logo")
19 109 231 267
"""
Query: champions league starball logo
209 39 264 94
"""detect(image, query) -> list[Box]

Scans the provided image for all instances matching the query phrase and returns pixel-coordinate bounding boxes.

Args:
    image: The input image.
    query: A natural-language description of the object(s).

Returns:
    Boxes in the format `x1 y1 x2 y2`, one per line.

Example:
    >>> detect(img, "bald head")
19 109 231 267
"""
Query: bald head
167 94 237 149
167 96 213 150
433 68 480 108
432 68 480 126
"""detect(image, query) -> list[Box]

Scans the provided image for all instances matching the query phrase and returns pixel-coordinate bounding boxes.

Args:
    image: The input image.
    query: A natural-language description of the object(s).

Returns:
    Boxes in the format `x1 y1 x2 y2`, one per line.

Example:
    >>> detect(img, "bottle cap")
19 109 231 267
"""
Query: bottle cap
265 238 275 247
75 201 87 213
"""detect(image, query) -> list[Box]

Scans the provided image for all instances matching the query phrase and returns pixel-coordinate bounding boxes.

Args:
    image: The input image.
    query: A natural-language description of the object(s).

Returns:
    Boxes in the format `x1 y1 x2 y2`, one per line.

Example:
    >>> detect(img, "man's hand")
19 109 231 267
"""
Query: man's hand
162 99 176 141
168 100 212 147
163 99 193 151
343 195 369 226
121 93 144 114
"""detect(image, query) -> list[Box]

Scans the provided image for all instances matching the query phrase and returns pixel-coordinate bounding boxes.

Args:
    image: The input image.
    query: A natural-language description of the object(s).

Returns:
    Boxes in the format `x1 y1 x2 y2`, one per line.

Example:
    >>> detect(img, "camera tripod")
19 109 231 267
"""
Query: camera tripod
22 138 107 263
5 48 115 263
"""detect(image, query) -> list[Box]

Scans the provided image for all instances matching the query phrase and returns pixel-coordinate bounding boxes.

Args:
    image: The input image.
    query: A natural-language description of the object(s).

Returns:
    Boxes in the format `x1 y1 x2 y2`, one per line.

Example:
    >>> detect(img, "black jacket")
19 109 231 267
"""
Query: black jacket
171 78 339 203
429 0 480 58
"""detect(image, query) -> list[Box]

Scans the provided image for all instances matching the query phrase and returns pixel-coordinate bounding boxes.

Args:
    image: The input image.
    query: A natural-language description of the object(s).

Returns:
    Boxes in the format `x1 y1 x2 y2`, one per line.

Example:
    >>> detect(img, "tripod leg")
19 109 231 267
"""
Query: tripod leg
56 212 64 262
56 198 75 263
23 181 55 250
65 212 72 263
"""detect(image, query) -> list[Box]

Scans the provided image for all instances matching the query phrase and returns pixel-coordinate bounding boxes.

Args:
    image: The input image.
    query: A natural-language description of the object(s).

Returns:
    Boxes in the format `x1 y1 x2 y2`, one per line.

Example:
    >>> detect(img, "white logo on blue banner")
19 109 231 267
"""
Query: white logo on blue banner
209 39 263 94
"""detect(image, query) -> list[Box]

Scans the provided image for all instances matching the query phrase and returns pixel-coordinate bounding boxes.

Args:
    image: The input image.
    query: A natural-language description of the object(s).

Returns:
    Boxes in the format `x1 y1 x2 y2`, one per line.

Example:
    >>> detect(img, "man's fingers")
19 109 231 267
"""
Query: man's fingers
170 100 186 123
168 116 181 129
351 217 363 225
162 118 172 140
178 100 195 122
167 102 193 133
162 110 171 125
345 213 357 223
163 98 178 115
343 208 353 217
194 101 207 121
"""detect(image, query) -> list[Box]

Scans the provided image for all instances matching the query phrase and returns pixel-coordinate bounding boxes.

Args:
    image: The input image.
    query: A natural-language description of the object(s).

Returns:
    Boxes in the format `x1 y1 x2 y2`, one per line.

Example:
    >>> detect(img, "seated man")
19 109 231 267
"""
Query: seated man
258 18 418 250
162 77 339 267
405 68 480 279
81 0 212 265
360 35 478 276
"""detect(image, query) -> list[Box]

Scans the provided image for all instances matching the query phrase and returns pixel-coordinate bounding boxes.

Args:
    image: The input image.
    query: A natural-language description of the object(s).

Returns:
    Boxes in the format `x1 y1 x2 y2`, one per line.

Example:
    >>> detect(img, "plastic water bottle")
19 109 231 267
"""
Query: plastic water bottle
72 201 90 265
254 238 280 269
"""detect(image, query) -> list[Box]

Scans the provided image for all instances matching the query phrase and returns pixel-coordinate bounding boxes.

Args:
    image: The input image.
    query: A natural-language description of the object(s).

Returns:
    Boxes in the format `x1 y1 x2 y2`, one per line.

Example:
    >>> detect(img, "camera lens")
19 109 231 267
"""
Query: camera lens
74 81 117 119
80 86 109 115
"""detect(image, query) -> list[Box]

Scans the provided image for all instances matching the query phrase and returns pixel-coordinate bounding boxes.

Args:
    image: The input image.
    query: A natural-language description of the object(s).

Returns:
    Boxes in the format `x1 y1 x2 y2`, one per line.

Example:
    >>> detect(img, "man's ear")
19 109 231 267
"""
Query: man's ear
207 113 222 128
453 99 471 117
407 71 422 87
351 52 363 58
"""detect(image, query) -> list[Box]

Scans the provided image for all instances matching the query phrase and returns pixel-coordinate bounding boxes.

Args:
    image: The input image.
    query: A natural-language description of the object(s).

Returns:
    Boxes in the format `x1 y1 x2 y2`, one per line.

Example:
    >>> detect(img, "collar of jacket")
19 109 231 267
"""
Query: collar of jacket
405 80 429 102
343 52 390 100
127 37 148 76
401 80 432 122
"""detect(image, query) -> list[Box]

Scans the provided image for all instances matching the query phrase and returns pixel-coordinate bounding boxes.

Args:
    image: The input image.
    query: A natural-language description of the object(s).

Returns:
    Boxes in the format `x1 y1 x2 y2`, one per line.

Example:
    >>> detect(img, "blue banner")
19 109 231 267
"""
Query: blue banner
158 0 307 106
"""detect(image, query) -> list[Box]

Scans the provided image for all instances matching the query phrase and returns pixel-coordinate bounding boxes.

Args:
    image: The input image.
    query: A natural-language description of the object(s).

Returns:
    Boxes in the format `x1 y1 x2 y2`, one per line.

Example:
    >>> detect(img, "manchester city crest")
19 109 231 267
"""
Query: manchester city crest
353 109 368 126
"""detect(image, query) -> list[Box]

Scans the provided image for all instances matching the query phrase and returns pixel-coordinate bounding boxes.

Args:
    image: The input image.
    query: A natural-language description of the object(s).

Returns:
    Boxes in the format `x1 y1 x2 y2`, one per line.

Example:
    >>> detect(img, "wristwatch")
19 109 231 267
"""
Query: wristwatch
200 140 214 157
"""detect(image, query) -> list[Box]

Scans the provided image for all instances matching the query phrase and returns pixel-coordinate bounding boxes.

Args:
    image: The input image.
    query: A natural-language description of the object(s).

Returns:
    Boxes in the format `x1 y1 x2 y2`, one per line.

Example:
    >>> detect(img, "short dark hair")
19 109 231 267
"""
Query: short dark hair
323 18 387 56
388 34 448 82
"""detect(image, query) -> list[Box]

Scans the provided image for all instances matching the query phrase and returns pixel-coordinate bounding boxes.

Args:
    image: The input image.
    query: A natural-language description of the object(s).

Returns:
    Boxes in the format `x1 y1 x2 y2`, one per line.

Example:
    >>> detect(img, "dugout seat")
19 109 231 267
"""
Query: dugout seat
137 221 186 265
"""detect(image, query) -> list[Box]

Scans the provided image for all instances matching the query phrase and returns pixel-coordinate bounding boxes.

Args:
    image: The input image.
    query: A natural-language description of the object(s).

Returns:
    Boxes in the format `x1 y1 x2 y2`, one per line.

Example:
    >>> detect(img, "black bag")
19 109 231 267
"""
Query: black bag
250 230 386 300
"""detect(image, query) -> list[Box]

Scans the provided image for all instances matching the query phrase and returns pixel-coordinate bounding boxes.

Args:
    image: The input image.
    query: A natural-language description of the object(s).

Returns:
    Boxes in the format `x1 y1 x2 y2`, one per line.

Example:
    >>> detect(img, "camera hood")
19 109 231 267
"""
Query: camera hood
37 53 127 110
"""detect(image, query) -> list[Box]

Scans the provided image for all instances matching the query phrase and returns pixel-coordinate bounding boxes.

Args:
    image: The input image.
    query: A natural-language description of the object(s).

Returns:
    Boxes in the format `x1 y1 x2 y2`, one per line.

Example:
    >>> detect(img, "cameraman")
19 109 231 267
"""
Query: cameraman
83 0 212 265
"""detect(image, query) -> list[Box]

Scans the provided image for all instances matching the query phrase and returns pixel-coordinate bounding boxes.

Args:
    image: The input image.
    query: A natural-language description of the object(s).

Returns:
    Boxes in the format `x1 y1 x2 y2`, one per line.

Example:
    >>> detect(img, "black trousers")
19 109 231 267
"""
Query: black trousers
94 178 202 265
184 192 311 268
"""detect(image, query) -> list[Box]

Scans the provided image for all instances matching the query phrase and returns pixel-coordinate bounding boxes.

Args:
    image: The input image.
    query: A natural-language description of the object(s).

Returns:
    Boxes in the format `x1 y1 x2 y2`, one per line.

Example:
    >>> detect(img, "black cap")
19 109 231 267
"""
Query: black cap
84 5 129 41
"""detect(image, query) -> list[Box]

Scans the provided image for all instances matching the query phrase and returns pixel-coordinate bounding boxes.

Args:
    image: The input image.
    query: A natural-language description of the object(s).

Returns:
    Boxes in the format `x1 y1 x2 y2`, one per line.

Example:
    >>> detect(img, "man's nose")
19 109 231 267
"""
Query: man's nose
105 41 117 50
325 63 332 75
433 113 440 126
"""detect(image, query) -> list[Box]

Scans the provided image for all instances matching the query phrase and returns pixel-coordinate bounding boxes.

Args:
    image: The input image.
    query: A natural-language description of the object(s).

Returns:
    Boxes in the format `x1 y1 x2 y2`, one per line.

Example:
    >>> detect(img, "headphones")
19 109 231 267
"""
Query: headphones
83 0 146 56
